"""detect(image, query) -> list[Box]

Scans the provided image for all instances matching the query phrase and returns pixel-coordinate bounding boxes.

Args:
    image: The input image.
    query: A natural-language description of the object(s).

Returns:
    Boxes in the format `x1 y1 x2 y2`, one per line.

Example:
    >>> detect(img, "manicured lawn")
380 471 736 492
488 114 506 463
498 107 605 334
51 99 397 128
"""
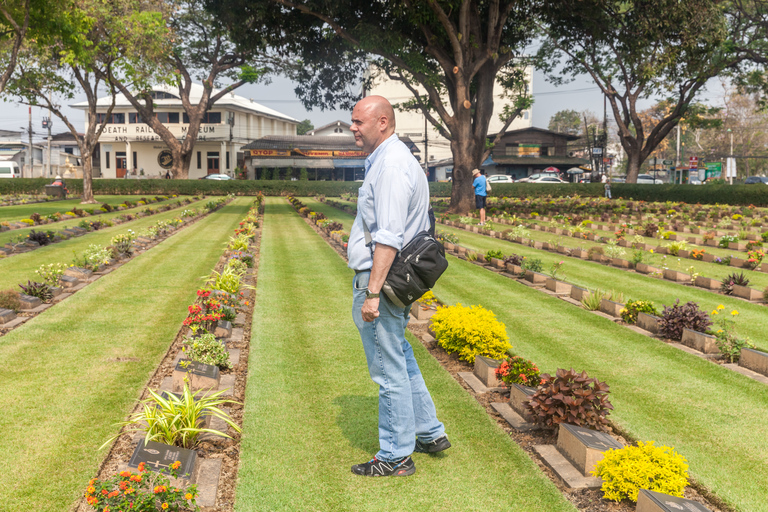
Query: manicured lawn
235 198 576 512
0 199 206 290
432 257 768 512
0 198 252 511
0 196 191 246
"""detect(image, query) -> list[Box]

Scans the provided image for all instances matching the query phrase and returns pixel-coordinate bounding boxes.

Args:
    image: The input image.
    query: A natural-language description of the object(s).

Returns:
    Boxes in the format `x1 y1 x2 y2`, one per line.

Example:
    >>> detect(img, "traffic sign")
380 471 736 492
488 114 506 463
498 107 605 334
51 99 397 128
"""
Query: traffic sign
663 159 673 165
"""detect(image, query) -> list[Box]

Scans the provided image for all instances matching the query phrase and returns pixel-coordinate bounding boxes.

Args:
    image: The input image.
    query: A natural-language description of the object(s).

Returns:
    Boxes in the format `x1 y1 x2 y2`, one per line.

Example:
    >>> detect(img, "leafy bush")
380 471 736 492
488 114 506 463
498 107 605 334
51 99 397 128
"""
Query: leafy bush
658 300 712 340
0 288 22 312
665 240 688 256
18 280 53 303
719 234 739 248
603 240 626 259
504 253 524 266
183 332 232 369
587 245 604 258
710 305 754 363
35 263 66 287
525 368 613 432
521 257 543 273
592 441 689 502
102 382 240 450
26 229 53 246
430 303 511 363
485 249 505 261
436 230 459 244
642 222 658 237
203 266 251 295
720 272 750 295
495 355 541 387
74 244 113 271
620 300 659 324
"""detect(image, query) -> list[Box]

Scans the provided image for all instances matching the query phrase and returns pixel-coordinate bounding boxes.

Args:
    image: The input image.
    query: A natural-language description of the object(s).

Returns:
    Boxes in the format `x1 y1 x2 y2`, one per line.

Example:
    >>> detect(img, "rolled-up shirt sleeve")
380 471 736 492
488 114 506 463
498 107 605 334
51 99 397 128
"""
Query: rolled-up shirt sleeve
371 165 411 251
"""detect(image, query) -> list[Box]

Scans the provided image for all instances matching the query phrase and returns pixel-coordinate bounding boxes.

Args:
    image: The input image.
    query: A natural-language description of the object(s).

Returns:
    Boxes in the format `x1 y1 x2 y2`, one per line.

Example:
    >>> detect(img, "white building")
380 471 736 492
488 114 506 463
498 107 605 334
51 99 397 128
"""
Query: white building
364 65 534 164
306 120 351 137
73 84 299 178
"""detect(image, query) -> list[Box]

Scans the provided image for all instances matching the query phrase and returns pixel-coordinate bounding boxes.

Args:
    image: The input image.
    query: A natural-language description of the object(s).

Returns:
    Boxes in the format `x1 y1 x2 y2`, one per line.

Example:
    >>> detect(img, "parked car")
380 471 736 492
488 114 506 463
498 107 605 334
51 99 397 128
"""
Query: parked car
636 174 663 184
688 176 702 185
744 176 768 185
0 161 20 178
528 175 567 183
486 174 515 184
199 173 233 180
517 172 559 183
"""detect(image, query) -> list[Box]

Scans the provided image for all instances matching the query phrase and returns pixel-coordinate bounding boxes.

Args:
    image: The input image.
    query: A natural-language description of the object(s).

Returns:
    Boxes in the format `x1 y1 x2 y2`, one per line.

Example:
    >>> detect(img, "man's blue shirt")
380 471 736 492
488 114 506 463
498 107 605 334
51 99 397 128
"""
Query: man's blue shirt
347 134 430 270
473 175 487 196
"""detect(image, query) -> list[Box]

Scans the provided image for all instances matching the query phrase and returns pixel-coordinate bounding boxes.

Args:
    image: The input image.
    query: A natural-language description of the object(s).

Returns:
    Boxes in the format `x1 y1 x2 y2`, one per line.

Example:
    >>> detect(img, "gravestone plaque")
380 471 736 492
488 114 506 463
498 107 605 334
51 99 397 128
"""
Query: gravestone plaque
509 383 537 423
473 356 502 387
59 275 79 288
128 439 196 479
18 294 42 310
636 489 712 512
172 359 220 392
557 423 623 475
0 308 16 324
214 320 233 338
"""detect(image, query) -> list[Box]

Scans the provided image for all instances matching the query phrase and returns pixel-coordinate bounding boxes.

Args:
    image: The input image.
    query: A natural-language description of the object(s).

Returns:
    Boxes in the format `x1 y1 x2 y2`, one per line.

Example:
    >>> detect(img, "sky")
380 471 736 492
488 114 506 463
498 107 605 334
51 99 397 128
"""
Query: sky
0 66 722 144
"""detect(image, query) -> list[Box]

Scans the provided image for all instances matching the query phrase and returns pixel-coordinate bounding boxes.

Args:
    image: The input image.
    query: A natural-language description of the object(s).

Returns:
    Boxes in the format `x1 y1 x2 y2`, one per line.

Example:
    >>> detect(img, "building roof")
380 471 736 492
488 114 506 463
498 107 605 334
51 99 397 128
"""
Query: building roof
243 135 420 153
51 132 82 142
71 83 299 124
306 120 351 135
489 126 581 142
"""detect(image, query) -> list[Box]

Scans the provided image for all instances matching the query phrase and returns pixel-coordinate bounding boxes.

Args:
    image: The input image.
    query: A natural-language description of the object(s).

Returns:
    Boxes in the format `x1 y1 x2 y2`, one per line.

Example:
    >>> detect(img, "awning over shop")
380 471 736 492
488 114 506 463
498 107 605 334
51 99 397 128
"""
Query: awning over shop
249 157 334 168
333 159 366 168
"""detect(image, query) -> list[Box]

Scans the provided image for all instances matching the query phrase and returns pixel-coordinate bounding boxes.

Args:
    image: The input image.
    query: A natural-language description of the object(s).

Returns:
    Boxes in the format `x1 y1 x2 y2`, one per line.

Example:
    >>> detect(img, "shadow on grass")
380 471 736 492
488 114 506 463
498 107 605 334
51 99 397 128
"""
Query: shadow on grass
333 394 379 453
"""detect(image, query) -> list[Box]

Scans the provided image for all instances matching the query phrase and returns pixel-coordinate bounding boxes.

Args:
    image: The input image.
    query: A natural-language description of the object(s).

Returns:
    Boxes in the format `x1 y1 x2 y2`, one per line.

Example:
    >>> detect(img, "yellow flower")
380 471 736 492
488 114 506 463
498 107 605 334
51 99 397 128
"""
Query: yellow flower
717 330 724 333
717 304 725 310
185 493 193 500
162 504 169 510
711 310 718 315
731 310 739 316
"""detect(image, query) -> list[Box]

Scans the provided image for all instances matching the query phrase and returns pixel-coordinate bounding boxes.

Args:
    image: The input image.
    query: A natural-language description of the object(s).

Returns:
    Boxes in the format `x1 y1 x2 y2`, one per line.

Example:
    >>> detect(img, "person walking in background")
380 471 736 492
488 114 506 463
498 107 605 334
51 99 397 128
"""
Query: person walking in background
472 168 487 225
347 95 450 477
602 173 612 199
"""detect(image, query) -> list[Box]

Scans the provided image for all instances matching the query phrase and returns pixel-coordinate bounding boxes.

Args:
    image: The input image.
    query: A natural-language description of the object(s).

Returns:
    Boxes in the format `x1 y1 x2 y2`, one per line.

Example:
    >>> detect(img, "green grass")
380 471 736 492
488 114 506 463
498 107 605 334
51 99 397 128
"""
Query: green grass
0 199 206 290
234 198 576 512
0 195 167 222
0 196 192 246
0 197 253 511
432 257 768 512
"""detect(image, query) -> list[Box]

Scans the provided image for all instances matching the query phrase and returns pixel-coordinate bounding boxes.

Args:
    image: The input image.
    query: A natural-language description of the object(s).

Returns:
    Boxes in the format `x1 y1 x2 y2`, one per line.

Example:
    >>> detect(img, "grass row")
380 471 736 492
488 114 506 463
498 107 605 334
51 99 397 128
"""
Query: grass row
0 195 161 222
0 196 193 246
0 198 206 290
234 197 576 512
0 197 253 511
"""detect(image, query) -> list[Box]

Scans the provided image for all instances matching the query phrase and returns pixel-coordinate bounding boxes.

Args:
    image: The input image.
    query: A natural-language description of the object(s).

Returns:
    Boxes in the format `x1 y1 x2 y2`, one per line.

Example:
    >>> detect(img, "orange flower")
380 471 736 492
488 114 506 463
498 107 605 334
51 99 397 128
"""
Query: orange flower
171 461 181 470
185 493 194 500
119 470 131 478
154 485 167 494
86 486 95 495
138 462 146 473
162 503 169 510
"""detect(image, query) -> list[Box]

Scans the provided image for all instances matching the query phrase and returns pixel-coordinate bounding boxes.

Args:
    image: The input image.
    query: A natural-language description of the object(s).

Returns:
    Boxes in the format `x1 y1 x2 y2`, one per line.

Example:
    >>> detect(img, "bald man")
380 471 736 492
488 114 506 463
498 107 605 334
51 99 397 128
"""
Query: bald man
347 96 450 477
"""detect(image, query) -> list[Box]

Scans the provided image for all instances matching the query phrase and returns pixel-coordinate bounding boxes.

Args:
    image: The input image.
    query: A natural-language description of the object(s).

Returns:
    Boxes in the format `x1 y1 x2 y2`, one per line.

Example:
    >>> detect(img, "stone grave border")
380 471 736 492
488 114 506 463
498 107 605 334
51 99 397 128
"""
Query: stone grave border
0 198 232 337
290 198 728 512
73 199 263 511
0 196 204 258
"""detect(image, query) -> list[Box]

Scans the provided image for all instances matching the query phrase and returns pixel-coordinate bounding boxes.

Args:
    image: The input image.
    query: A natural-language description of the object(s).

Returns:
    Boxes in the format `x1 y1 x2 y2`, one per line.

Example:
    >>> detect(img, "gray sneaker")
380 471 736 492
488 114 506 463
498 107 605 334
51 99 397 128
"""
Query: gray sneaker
414 435 451 454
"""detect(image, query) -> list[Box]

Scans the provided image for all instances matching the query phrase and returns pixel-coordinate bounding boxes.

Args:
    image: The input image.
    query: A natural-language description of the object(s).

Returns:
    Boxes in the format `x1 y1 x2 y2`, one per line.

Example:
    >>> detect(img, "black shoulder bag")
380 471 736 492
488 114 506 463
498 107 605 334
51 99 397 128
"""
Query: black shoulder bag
362 208 448 309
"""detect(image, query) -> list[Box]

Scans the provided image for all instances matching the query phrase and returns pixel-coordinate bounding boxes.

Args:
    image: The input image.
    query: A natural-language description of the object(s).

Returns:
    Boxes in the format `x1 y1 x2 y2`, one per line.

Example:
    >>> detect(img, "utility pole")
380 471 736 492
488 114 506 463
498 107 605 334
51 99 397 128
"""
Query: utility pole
46 91 53 176
27 106 33 178
423 116 429 176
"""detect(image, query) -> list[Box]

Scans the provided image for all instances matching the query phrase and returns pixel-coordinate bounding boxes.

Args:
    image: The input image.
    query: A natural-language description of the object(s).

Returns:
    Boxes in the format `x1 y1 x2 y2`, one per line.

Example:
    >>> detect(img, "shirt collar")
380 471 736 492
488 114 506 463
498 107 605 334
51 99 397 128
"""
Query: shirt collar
364 133 399 174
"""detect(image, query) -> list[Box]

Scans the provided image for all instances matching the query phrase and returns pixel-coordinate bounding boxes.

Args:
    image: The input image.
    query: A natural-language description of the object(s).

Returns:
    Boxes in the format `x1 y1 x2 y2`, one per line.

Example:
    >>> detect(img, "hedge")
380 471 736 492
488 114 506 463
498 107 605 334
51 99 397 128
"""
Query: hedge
2 179 768 206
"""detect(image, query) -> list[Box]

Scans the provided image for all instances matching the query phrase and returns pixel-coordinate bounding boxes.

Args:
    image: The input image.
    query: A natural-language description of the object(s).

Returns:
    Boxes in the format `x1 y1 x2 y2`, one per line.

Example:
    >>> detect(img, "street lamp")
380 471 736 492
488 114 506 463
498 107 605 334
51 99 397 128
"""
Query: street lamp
727 128 734 185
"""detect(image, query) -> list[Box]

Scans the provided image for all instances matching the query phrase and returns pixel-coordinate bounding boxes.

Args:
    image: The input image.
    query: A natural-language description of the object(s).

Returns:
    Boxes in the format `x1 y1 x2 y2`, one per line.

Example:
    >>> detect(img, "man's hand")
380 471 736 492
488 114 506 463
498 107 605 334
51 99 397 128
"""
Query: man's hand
361 297 380 322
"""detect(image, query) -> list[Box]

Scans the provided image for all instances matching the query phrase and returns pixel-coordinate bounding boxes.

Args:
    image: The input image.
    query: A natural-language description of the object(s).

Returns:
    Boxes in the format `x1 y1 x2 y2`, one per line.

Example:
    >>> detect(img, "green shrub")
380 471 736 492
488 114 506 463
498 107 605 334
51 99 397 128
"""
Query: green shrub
20 218 34 225
592 441 689 502
35 263 67 287
18 280 53 303
526 368 613 432
0 288 22 311
485 249 505 261
521 257 543 273
719 234 739 248
620 300 659 324
430 303 511 363
183 332 232 369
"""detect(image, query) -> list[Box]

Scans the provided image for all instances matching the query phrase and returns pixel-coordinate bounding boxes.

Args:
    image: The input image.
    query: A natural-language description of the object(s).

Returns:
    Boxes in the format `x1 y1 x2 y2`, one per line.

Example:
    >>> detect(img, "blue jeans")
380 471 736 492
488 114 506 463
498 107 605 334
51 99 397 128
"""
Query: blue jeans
352 271 445 461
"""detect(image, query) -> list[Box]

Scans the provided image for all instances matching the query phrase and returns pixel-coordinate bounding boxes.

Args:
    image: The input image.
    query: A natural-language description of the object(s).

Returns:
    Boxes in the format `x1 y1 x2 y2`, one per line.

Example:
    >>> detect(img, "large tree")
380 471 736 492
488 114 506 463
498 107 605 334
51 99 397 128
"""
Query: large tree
102 0 264 179
6 0 164 202
208 0 537 213
540 0 740 183
0 0 32 94
548 109 581 135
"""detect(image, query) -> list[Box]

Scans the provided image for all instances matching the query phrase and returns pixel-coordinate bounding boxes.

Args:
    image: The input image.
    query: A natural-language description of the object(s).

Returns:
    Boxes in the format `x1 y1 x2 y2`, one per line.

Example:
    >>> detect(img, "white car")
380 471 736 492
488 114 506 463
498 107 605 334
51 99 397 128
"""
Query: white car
636 174 663 184
517 172 559 183
528 175 567 183
486 175 515 184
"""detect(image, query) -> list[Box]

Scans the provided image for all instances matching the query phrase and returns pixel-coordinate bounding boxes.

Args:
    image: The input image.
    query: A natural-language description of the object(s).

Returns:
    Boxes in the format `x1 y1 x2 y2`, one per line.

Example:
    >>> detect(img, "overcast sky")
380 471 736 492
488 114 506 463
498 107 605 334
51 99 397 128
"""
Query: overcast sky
0 66 722 143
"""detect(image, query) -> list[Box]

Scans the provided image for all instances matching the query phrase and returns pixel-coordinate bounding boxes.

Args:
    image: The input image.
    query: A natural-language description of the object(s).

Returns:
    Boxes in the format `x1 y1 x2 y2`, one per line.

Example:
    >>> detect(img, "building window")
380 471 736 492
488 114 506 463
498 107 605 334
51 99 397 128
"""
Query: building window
156 112 179 123
105 151 110 169
197 151 201 169
129 113 141 124
150 91 179 100
133 151 138 169
96 113 125 124
226 151 230 170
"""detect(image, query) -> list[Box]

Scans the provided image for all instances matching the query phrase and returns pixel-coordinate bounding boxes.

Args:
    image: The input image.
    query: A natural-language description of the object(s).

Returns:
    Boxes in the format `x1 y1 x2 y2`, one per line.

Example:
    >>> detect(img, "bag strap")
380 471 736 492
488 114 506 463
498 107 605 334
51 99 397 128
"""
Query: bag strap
360 204 435 259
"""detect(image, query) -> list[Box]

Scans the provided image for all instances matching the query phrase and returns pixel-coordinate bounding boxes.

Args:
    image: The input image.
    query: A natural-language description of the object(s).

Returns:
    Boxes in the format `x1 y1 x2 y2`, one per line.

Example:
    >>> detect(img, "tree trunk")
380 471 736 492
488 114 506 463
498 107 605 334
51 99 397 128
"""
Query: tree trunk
448 137 481 214
80 151 98 204
170 146 194 179
625 150 642 184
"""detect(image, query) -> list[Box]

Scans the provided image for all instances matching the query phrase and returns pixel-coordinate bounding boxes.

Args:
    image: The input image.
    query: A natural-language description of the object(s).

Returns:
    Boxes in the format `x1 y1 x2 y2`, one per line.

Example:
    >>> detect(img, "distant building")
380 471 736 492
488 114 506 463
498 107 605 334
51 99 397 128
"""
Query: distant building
72 83 298 178
243 134 419 181
364 64 534 164
306 120 351 137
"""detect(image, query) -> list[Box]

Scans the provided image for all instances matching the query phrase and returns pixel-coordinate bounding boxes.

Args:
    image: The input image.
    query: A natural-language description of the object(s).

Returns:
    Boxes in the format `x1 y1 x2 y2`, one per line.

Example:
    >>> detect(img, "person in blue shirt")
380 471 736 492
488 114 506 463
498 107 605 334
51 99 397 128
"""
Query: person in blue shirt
472 168 487 225
346 95 449 477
